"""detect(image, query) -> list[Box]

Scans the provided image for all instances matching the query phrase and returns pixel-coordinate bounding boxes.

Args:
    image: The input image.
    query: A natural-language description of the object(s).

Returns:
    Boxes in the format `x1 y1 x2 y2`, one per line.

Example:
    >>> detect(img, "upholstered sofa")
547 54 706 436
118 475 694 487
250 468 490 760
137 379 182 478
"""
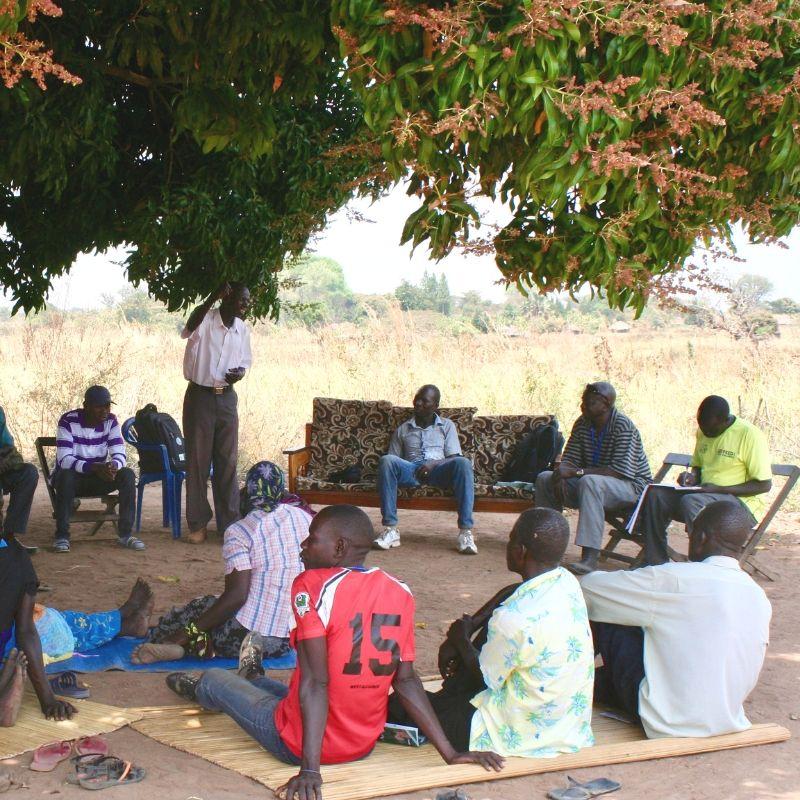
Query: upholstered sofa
284 397 553 514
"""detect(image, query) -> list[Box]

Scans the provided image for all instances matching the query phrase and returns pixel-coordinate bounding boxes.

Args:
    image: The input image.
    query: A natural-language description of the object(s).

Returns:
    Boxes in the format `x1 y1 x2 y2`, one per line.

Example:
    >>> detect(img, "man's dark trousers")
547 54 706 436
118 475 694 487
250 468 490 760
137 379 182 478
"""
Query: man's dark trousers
183 382 240 535
591 621 645 720
639 486 753 565
0 463 38 536
53 467 135 541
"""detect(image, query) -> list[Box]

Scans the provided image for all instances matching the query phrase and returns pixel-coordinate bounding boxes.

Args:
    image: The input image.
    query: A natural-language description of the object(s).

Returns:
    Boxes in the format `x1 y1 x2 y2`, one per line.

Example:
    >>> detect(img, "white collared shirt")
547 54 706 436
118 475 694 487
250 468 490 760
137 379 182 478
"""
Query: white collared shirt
581 556 771 738
182 308 252 387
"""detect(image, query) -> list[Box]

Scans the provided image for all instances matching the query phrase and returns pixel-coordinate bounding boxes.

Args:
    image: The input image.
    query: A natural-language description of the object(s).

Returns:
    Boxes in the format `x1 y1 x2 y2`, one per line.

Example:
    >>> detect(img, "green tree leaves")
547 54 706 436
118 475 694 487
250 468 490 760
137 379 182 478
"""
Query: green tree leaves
0 1 386 317
1 1 799 316
333 0 800 313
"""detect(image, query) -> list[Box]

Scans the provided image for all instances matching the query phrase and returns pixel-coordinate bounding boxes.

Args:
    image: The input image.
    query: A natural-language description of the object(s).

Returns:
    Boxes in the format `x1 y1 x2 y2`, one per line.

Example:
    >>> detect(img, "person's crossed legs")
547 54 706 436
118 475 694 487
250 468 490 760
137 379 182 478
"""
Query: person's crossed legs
189 668 300 764
60 578 154 654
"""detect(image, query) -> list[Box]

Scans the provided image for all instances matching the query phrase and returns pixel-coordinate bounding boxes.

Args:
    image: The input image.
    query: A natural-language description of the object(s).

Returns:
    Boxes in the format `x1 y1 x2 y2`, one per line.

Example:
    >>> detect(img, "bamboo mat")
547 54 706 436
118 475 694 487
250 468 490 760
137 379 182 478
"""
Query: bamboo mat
0 691 143 761
131 705 790 800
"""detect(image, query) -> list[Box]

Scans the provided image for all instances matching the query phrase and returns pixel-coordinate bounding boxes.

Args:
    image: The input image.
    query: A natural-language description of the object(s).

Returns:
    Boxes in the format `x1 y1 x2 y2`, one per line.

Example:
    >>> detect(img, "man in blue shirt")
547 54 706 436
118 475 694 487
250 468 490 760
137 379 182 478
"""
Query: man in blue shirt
375 385 476 554
0 407 39 549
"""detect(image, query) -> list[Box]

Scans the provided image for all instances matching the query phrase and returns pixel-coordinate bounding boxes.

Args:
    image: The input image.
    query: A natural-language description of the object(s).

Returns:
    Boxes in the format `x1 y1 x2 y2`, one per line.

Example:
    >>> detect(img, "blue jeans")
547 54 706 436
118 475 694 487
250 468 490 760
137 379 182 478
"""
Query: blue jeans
378 455 474 529
195 668 300 765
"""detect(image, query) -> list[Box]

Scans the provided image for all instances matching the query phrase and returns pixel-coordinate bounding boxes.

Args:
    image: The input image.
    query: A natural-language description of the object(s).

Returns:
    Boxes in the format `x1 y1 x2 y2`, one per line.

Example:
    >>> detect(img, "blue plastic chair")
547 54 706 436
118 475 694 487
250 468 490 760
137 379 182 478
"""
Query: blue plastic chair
122 417 185 539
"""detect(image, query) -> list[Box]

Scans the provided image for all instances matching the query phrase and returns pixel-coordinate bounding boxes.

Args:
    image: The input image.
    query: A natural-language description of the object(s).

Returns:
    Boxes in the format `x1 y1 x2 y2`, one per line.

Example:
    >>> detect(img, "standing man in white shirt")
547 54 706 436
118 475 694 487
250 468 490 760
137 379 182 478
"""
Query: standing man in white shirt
182 283 252 544
580 501 771 738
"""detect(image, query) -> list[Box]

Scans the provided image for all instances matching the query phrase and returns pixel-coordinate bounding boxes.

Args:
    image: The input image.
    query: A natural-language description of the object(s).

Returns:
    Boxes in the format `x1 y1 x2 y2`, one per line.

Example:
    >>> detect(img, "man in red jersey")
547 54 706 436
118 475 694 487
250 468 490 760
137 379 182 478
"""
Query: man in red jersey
166 505 503 799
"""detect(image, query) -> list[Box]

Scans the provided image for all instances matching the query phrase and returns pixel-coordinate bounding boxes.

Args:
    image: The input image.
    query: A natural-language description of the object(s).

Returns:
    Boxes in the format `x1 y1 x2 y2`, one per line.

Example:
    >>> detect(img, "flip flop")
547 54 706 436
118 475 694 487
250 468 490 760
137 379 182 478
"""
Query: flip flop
547 788 591 800
548 777 622 799
49 671 90 699
567 777 621 796
30 741 72 772
68 756 145 790
75 737 109 757
66 755 120 785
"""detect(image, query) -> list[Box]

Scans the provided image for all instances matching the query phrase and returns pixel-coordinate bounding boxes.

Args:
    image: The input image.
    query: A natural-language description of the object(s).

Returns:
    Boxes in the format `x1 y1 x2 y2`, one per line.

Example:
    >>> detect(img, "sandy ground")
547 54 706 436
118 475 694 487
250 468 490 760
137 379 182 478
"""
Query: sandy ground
2 486 799 800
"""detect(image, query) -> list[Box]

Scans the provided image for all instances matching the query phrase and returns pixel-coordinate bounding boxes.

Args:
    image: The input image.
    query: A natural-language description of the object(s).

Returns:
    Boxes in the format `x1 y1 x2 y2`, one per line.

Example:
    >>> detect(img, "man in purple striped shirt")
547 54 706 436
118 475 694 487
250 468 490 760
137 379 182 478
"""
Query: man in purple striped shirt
52 386 143 553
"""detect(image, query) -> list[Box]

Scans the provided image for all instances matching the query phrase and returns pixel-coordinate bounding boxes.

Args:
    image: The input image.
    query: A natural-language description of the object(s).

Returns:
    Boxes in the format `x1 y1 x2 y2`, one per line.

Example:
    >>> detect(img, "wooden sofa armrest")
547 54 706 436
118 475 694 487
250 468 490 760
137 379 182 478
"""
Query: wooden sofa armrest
284 446 311 494
283 446 311 455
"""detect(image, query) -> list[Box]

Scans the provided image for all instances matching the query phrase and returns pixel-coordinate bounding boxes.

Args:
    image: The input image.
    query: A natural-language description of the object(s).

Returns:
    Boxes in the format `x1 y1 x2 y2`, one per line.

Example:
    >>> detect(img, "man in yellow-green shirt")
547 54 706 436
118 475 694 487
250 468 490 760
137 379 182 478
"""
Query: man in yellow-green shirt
639 395 772 565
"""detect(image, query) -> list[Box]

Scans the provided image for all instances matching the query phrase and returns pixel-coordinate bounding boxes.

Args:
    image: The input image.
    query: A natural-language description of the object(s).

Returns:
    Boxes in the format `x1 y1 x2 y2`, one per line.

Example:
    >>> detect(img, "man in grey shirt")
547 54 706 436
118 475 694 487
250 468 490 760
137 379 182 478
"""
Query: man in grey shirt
375 385 476 554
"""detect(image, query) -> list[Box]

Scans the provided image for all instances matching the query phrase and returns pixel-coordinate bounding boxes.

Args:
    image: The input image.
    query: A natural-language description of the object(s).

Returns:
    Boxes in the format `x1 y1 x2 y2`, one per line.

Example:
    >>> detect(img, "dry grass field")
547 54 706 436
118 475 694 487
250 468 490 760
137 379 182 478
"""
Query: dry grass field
1 306 798 510
2 306 799 800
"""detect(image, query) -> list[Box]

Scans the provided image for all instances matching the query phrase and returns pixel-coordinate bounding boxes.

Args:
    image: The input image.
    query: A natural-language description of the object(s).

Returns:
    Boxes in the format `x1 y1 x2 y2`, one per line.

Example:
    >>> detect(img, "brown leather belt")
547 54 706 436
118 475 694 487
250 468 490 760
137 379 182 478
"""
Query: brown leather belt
190 382 232 395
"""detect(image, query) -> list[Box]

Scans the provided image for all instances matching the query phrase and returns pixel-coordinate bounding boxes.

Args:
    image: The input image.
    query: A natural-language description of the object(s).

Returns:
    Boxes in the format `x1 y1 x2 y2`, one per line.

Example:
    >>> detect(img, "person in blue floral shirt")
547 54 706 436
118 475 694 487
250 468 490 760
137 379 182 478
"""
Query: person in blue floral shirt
387 508 595 757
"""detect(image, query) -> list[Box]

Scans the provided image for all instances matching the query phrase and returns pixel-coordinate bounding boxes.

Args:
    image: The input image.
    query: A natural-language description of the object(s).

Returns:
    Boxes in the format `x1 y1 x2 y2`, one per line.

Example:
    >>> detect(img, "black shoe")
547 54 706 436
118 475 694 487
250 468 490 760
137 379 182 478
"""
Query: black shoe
20 543 38 555
165 672 200 702
567 547 600 576
237 632 265 680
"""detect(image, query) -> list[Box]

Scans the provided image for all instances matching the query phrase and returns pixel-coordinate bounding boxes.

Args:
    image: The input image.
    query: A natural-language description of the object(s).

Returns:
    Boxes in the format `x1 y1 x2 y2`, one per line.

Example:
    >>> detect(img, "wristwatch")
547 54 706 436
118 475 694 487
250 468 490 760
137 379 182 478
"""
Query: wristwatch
576 468 585 477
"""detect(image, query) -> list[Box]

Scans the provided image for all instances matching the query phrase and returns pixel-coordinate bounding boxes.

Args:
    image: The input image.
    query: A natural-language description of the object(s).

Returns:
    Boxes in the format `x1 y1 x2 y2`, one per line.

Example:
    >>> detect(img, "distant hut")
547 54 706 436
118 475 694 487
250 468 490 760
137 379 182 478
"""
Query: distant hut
609 320 631 334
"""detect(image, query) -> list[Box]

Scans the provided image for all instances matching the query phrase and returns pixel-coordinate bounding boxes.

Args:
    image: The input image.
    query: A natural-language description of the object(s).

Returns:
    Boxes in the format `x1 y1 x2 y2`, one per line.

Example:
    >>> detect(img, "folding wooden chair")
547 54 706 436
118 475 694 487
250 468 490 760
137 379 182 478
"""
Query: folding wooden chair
600 452 800 581
35 436 119 537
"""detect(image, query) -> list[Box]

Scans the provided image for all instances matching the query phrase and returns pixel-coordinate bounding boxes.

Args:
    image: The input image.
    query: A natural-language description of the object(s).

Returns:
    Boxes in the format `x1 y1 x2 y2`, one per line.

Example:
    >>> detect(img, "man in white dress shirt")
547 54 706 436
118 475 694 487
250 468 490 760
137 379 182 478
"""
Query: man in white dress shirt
580 501 771 738
181 283 252 544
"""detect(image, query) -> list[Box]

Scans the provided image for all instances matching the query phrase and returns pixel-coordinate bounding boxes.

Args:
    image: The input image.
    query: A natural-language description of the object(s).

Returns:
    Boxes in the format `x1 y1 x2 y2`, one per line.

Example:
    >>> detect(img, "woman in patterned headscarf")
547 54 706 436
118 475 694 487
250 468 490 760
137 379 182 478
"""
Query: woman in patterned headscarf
132 461 312 668
239 460 314 517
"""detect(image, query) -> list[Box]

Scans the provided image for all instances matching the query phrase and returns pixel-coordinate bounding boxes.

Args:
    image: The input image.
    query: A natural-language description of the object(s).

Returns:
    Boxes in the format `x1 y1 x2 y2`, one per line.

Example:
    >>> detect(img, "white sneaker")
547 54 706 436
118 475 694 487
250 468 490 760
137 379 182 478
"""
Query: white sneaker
457 530 478 555
374 527 401 550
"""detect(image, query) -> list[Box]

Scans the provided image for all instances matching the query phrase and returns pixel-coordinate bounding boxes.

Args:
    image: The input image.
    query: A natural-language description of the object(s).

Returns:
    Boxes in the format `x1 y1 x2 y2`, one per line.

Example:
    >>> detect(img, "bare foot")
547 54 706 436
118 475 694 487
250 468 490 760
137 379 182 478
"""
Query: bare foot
0 650 27 727
119 579 154 637
130 643 185 664
119 577 153 618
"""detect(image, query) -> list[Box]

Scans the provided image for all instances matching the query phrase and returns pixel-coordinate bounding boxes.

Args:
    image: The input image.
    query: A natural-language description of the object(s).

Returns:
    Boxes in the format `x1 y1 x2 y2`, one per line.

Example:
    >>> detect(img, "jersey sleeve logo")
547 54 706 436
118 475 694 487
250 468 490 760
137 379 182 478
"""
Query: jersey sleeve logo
294 591 311 617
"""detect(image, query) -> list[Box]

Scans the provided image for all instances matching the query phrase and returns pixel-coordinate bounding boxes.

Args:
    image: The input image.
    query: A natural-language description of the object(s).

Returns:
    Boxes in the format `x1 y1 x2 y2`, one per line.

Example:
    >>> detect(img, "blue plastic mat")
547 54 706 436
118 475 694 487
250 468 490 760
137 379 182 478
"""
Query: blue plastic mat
44 637 297 674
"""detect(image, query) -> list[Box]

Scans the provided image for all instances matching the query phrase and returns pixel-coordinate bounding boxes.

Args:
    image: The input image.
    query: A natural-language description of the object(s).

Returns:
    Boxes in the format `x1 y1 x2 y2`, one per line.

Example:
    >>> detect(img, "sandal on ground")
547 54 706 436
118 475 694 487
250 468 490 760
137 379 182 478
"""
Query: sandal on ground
30 741 72 772
78 758 145 791
67 754 115 783
48 671 90 699
67 755 145 790
117 536 145 551
75 736 109 757
548 777 621 800
53 539 71 553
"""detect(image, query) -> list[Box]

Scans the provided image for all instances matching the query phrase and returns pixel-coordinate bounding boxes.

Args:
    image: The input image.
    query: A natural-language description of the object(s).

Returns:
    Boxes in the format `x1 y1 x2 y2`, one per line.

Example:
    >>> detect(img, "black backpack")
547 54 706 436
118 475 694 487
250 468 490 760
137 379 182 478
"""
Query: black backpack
501 418 564 483
134 404 187 473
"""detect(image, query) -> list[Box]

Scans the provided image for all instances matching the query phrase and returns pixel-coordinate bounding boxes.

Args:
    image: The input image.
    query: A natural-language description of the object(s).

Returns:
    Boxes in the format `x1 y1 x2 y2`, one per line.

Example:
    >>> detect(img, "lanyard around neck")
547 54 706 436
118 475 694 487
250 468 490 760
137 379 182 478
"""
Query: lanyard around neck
589 423 607 466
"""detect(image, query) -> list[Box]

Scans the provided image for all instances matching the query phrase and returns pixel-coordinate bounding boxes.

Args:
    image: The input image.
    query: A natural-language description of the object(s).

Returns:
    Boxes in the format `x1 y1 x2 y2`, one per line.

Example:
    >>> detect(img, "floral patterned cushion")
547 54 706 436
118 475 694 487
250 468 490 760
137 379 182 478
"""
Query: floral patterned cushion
485 483 537 501
296 475 496 498
399 482 495 499
473 414 554 483
307 398 393 480
390 406 477 456
296 476 378 493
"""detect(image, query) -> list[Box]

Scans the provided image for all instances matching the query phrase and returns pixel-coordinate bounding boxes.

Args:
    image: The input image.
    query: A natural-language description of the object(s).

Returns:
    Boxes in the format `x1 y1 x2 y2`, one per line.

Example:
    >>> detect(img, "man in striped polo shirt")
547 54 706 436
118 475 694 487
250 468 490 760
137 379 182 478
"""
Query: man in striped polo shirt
535 382 651 574
52 385 143 553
